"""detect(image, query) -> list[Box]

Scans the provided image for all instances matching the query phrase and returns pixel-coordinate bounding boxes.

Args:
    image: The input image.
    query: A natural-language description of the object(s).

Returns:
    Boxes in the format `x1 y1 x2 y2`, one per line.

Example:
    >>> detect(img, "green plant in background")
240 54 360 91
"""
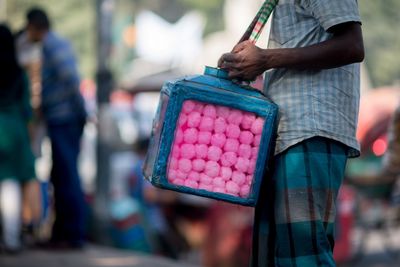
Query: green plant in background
359 0 400 87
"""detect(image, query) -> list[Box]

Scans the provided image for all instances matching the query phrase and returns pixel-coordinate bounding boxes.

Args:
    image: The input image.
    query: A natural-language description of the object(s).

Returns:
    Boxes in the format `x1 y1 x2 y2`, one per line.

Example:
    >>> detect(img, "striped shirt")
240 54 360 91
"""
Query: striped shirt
264 0 361 157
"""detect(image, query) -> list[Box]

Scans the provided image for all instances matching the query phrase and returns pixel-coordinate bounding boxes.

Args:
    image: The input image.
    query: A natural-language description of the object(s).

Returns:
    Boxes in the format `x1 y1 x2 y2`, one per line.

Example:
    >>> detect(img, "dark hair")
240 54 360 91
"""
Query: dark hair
0 24 22 88
27 7 50 30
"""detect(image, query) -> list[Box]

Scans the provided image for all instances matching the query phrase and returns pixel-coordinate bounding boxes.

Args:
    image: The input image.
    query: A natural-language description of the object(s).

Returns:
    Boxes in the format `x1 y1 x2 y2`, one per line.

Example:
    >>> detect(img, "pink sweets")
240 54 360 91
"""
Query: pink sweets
167 100 265 198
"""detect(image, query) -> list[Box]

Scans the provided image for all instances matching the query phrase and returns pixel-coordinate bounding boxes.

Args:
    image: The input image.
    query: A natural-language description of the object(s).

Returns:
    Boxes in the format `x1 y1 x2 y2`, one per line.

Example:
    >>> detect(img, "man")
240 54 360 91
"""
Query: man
26 8 87 248
219 1 364 266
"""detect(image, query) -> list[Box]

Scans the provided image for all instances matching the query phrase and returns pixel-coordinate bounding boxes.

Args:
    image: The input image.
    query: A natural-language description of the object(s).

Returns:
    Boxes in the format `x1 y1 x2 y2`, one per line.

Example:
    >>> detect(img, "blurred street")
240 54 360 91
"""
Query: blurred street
0 245 197 267
1 0 400 267
1 237 400 267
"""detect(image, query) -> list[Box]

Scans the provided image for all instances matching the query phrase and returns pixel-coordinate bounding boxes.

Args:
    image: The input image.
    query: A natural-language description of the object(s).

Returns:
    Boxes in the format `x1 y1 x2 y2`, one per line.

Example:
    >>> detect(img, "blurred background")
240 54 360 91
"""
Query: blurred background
0 0 399 267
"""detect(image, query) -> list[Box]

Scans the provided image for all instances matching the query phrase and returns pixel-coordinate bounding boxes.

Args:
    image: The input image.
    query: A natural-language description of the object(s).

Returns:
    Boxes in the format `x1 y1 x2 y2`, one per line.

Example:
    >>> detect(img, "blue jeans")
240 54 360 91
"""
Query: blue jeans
48 120 85 245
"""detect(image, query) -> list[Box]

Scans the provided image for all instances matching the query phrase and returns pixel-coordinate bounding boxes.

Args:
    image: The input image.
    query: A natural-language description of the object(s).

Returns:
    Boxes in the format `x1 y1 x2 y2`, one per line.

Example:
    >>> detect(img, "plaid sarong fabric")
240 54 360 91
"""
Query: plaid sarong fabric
251 137 348 267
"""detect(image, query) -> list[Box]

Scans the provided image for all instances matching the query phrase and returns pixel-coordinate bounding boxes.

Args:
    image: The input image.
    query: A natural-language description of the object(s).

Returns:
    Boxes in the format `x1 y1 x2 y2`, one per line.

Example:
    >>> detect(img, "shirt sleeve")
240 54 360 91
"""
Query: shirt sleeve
307 0 361 31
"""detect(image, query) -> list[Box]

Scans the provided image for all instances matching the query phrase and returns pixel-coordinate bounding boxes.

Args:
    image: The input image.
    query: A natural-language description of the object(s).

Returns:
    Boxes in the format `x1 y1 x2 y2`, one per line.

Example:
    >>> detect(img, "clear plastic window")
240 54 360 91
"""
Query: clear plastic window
166 100 265 198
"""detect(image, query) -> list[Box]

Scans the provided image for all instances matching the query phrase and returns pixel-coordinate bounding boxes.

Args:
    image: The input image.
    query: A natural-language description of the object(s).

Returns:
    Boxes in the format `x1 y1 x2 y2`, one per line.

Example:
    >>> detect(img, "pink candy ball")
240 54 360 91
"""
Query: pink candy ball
199 183 213 191
214 117 227 133
204 161 220 178
241 113 256 130
195 144 208 159
213 177 226 188
176 170 188 180
207 146 222 161
172 178 185 186
168 169 177 181
239 131 254 145
181 144 196 159
187 112 202 128
183 128 198 144
171 145 180 158
240 184 251 198
178 113 187 126
231 171 246 186
224 138 239 153
238 144 252 159
247 159 257 175
221 152 237 167
194 102 204 113
187 171 200 182
199 117 214 131
213 187 226 194
253 134 262 147
169 157 178 170
198 131 212 145
227 109 243 125
251 147 259 159
216 106 230 118
226 181 240 195
175 129 183 144
211 133 226 148
226 124 241 139
220 167 232 181
182 100 196 113
192 159 206 172
235 157 250 173
200 173 213 185
178 158 192 173
203 104 217 118
251 117 264 135
246 175 253 185
184 179 199 189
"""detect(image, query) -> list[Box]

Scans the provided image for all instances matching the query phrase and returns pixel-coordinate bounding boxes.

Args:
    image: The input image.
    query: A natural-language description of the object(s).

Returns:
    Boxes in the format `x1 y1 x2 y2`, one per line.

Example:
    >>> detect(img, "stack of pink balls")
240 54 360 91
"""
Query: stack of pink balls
167 100 264 198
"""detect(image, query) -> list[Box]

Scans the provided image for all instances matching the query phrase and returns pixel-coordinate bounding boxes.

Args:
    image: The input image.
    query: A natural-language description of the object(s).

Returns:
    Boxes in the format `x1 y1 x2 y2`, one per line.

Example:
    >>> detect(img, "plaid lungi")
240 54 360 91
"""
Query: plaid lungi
251 137 348 267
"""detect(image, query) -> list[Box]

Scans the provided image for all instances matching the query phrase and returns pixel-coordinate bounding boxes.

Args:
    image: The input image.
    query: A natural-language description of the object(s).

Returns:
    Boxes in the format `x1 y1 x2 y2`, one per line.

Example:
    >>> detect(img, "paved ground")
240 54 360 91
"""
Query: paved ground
0 245 198 267
1 229 400 267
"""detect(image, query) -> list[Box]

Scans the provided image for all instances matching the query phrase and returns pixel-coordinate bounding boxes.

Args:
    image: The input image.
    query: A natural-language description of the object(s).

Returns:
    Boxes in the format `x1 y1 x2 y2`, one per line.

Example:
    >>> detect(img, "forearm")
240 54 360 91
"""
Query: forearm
263 23 364 70
264 40 364 70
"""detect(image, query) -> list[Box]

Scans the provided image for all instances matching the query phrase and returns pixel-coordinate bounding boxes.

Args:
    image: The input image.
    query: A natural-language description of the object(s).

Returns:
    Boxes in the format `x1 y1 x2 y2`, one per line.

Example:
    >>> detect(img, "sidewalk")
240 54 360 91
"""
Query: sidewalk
1 236 399 267
0 245 198 267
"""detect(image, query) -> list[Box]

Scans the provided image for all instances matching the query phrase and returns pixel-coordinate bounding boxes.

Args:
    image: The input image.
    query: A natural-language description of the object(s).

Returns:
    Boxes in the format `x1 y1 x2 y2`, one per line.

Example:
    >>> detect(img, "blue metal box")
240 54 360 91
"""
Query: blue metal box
143 67 278 206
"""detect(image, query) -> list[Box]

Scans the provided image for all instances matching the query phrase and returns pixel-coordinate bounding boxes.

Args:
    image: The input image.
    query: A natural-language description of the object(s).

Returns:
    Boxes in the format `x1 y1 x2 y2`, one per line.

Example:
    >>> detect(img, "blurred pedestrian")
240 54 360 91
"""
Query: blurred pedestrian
130 138 181 258
219 0 364 266
25 7 87 248
0 24 37 253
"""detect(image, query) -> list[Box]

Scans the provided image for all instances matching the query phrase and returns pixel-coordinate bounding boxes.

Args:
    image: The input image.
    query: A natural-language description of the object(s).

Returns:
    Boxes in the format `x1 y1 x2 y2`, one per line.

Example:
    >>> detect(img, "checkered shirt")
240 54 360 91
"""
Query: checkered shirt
264 0 362 157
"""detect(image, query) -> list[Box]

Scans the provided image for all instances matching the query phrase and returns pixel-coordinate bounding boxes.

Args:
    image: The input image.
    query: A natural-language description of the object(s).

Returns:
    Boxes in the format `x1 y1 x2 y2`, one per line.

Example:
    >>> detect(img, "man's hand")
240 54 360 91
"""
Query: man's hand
217 22 364 77
218 41 270 81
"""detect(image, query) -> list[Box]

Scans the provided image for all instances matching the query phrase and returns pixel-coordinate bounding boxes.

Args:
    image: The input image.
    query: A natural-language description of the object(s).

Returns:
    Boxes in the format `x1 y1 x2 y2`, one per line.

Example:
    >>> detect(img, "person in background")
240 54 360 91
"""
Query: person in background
219 0 364 266
25 7 87 248
0 24 37 253
130 138 182 258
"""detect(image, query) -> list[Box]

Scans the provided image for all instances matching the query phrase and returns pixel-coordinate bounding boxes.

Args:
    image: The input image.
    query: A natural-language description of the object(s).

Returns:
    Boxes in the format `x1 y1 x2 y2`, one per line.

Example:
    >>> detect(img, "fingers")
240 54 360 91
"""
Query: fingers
232 40 251 53
217 56 224 67
218 52 241 69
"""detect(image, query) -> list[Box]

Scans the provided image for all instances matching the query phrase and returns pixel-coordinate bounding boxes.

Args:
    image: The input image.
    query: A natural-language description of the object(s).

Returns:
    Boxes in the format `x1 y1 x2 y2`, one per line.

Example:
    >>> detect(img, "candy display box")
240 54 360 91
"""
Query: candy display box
143 66 278 206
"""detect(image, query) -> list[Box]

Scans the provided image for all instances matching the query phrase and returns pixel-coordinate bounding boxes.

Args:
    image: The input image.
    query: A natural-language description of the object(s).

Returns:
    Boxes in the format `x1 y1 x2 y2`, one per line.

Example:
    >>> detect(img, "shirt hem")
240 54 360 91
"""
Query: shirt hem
274 134 360 158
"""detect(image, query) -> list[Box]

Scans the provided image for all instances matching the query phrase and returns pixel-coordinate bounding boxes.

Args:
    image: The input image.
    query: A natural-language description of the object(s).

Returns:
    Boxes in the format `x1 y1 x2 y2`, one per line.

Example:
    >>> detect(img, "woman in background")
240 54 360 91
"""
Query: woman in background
0 24 36 253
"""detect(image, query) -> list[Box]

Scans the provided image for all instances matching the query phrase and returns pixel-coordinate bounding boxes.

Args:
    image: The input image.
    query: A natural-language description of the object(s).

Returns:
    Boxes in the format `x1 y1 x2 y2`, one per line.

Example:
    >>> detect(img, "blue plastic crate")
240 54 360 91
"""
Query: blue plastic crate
143 67 278 206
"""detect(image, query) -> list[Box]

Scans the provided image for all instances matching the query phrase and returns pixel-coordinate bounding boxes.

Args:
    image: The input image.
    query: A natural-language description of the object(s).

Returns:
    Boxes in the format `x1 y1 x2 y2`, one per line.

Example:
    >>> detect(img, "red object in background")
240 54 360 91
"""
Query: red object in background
333 184 356 263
